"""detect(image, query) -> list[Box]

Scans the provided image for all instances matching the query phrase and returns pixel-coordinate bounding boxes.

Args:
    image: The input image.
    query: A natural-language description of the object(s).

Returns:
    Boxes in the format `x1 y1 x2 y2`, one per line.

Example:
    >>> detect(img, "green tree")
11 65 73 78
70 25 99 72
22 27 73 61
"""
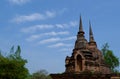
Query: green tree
0 46 29 79
101 43 120 73
31 69 52 79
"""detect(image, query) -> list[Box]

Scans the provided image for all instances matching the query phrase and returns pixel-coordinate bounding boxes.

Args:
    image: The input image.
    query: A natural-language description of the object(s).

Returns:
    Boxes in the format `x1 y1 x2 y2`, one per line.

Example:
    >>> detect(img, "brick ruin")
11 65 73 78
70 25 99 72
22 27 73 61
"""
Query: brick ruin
65 16 111 74
50 16 120 79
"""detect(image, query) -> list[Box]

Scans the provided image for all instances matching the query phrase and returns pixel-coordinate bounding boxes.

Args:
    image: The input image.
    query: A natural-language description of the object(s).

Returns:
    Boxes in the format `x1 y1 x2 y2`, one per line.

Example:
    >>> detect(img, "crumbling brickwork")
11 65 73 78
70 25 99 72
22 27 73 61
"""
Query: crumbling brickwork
50 17 120 79
65 17 111 74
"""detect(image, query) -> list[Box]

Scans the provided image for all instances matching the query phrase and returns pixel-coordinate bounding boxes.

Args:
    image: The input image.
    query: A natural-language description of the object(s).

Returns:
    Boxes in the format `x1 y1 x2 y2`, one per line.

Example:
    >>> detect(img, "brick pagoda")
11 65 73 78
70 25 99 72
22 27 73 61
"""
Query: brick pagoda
50 16 120 79
65 16 111 74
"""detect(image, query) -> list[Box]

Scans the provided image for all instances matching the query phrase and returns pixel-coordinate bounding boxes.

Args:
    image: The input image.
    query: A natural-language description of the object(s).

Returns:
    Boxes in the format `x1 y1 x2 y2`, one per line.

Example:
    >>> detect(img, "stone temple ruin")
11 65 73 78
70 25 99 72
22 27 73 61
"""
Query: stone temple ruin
50 16 120 79
65 16 111 74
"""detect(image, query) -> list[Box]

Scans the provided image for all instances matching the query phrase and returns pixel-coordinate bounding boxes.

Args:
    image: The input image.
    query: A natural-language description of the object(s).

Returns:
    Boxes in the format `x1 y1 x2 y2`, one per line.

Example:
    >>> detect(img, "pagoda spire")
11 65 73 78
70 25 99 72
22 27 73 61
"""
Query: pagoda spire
74 16 88 49
89 21 95 42
79 16 84 34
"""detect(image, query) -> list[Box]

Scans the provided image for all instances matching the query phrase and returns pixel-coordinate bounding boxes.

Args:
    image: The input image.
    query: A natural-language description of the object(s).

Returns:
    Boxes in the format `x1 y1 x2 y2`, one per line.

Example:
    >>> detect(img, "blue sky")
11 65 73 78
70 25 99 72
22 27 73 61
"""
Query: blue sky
0 0 120 73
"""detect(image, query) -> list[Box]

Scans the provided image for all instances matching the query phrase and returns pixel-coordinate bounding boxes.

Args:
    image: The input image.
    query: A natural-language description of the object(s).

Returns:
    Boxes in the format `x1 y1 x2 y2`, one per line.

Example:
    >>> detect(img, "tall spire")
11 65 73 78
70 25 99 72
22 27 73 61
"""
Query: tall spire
89 21 95 42
79 16 84 34
74 16 87 49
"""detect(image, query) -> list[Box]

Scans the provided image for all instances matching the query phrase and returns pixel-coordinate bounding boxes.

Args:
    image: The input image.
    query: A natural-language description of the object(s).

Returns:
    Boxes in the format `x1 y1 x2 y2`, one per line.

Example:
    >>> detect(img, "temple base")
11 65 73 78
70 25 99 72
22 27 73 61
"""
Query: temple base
50 73 120 79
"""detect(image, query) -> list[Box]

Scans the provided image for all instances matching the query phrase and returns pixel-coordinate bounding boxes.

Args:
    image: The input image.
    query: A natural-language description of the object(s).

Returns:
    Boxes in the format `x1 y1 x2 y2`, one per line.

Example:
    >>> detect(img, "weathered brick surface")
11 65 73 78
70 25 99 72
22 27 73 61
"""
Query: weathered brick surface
50 17 120 79
65 17 111 74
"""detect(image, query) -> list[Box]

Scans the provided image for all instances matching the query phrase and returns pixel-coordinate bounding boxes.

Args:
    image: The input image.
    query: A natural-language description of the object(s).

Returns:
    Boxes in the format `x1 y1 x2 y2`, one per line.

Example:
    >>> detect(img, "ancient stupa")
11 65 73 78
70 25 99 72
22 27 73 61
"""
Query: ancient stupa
51 16 120 79
65 16 111 74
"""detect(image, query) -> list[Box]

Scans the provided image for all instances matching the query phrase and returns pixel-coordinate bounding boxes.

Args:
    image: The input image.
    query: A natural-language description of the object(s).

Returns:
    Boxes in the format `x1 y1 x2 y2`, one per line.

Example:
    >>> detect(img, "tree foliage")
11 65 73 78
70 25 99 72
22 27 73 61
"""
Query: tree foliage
0 46 29 79
30 69 52 79
101 43 120 72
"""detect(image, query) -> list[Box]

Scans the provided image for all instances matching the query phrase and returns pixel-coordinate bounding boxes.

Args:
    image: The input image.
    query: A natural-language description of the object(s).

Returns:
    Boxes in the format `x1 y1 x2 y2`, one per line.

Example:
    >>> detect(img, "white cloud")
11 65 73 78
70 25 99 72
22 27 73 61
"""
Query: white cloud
12 13 44 23
55 24 68 28
26 35 40 41
46 31 69 36
60 48 72 52
39 38 60 44
38 36 76 44
12 11 56 23
63 36 76 40
55 21 77 28
56 21 78 28
26 31 69 41
48 43 72 48
45 11 56 18
12 8 67 23
69 21 78 27
21 24 54 33
9 0 30 5
21 21 78 33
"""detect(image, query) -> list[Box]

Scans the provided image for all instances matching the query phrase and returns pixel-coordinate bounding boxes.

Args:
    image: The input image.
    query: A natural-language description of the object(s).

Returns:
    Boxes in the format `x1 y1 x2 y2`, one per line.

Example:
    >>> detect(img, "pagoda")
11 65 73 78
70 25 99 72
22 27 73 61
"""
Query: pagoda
50 16 120 79
65 16 111 74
